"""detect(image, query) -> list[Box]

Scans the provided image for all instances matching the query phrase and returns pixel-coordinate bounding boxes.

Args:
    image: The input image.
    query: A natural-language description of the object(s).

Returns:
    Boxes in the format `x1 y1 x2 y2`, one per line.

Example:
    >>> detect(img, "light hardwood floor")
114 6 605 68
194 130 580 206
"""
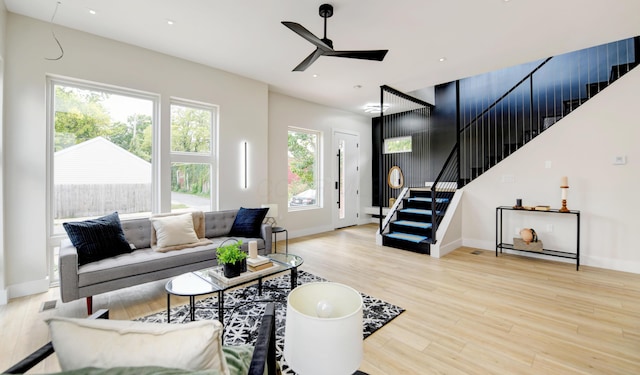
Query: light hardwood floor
1 224 639 374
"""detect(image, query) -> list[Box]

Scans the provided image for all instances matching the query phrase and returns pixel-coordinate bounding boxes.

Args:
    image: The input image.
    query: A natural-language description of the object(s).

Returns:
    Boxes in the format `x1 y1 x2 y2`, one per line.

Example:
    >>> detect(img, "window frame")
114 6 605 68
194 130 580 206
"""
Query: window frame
383 135 412 154
46 76 161 284
169 98 218 212
287 127 322 211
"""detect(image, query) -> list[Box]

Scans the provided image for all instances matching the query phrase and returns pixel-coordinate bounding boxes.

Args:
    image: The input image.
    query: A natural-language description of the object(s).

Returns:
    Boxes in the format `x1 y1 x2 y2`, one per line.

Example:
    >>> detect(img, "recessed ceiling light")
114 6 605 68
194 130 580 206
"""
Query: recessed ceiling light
439 57 447 62
167 19 175 26
88 9 96 15
312 74 318 78
353 85 362 89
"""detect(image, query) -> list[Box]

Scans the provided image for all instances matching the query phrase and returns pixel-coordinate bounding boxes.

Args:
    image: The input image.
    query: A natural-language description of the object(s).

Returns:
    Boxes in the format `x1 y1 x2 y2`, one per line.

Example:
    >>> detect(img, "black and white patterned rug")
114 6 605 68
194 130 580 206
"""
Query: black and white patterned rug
138 270 404 374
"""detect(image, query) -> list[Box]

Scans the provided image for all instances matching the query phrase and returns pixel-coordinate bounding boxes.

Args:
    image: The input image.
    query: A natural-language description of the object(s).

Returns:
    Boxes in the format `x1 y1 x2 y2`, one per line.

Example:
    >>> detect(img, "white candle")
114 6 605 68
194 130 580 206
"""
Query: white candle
248 241 258 259
561 176 568 187
562 188 567 200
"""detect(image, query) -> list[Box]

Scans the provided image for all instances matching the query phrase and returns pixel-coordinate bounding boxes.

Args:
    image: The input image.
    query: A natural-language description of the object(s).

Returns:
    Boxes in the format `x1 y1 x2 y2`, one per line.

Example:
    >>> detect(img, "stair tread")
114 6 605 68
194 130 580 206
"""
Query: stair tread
393 220 433 229
385 232 429 243
400 208 442 215
408 197 450 204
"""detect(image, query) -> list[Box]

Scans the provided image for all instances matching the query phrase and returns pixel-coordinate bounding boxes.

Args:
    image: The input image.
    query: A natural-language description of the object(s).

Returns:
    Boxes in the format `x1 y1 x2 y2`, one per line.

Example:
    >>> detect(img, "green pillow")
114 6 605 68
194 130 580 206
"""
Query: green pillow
222 345 254 375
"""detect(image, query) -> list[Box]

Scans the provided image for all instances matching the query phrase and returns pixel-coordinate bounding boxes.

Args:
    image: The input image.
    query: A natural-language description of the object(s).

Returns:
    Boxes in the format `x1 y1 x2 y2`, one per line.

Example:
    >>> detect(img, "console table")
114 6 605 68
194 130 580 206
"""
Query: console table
495 206 580 270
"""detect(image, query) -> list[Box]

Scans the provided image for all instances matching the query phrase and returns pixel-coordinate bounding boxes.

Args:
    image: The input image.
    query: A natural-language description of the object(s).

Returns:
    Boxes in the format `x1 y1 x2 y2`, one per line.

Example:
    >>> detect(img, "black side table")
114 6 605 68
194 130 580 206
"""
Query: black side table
272 226 288 255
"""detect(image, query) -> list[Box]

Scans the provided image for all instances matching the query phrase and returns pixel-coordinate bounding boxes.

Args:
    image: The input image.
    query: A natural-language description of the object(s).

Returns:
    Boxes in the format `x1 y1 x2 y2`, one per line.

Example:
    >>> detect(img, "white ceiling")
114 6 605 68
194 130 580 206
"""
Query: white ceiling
4 0 640 116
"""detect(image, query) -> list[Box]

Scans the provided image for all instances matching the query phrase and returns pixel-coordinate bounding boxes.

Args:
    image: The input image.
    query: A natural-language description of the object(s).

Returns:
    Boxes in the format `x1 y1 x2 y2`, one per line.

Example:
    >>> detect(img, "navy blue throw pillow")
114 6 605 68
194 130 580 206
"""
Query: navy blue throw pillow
63 212 133 266
229 207 268 238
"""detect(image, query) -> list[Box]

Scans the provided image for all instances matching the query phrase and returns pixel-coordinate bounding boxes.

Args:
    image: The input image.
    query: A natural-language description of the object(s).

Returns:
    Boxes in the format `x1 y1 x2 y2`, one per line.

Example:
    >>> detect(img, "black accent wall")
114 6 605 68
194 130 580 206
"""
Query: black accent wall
372 36 638 206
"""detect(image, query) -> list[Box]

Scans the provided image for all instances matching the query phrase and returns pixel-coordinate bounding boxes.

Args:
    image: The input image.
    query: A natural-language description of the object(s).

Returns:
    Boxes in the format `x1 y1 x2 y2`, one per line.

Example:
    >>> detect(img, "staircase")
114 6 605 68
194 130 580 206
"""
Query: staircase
378 36 638 254
382 189 454 254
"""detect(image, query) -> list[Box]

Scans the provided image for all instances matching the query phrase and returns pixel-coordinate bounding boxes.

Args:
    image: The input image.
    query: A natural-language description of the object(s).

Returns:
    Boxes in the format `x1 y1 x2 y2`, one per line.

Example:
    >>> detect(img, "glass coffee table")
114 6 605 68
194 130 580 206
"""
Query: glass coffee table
165 253 304 324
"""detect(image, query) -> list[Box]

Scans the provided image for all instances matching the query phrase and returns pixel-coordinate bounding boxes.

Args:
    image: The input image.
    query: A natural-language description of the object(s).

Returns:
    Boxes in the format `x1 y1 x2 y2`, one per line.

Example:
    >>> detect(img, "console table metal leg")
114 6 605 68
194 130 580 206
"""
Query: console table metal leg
576 212 581 271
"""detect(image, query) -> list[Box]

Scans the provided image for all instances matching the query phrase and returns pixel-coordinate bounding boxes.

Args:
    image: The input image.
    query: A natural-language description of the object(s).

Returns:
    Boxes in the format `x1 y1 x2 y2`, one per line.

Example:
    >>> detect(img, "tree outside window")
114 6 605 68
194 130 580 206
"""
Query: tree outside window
170 102 216 212
384 136 412 154
288 128 320 209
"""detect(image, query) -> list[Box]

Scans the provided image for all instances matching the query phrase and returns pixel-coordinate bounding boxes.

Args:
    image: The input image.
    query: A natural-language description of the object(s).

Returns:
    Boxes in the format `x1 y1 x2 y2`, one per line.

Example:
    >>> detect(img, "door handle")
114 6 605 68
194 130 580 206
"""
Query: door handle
336 149 341 209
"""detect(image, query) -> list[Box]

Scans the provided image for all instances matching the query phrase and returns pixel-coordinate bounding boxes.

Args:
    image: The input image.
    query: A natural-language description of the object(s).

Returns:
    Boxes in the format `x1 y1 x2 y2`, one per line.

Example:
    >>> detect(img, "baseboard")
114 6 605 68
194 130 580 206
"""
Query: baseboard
431 238 462 258
462 238 494 251
582 255 640 274
7 277 49 300
287 224 334 240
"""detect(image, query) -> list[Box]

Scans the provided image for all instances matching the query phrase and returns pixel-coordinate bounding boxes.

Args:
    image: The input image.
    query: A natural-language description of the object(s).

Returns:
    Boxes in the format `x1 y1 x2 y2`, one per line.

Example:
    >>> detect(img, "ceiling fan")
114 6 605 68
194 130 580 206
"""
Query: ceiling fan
282 3 389 72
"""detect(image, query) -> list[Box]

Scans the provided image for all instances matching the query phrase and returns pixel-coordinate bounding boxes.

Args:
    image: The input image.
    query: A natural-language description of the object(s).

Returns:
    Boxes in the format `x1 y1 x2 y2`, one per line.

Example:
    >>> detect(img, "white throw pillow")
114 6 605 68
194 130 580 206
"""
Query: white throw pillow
47 317 229 374
150 213 200 248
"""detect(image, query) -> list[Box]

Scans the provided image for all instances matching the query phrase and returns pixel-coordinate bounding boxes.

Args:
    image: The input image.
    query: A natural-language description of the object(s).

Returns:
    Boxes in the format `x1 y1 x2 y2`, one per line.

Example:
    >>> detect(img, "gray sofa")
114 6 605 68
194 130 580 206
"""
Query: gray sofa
59 210 273 314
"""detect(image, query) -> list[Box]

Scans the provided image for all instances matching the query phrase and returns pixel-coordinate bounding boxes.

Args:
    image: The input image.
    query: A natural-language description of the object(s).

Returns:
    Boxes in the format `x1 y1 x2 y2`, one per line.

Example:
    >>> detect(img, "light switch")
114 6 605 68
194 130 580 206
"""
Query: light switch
545 160 552 169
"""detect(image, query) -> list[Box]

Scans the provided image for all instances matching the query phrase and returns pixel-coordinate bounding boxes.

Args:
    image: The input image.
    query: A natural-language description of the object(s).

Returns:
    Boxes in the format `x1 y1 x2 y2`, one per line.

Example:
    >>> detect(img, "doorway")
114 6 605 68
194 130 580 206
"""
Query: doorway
333 130 360 229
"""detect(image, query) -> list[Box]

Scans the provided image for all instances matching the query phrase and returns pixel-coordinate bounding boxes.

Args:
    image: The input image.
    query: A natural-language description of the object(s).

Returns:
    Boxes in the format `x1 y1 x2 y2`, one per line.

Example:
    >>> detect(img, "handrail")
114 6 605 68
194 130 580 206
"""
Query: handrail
459 57 553 133
380 85 434 109
432 146 457 185
379 187 409 235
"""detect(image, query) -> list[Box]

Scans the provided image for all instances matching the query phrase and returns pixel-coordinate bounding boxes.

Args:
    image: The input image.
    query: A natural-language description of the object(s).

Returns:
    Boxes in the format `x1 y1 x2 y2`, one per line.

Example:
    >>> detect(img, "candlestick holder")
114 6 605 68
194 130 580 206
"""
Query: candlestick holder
560 186 569 212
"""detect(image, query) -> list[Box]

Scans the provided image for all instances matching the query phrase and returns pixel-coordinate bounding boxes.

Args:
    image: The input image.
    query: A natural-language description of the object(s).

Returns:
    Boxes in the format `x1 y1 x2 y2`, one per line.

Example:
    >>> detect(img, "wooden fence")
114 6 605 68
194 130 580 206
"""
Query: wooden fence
54 184 151 219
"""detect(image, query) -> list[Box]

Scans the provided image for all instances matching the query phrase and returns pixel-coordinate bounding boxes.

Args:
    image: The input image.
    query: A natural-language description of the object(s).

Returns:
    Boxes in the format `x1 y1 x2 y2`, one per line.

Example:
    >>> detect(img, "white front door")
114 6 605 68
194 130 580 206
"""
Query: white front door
333 130 360 228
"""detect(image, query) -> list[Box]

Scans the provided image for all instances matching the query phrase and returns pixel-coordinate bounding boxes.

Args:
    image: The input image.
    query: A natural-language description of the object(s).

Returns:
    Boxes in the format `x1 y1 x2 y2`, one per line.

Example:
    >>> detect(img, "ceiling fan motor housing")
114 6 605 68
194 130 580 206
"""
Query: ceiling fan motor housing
319 4 333 18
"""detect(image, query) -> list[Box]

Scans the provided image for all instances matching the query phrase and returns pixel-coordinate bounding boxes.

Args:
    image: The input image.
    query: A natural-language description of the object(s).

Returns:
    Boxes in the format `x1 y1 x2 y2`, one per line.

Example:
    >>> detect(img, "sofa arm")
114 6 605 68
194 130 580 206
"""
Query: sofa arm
59 239 80 303
260 224 273 254
248 303 276 375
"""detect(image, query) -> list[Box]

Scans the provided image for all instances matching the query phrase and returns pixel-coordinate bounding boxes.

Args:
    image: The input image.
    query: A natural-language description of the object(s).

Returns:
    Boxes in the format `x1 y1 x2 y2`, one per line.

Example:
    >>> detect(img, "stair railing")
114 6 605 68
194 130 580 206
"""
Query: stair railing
429 146 459 241
459 36 638 184
379 187 409 235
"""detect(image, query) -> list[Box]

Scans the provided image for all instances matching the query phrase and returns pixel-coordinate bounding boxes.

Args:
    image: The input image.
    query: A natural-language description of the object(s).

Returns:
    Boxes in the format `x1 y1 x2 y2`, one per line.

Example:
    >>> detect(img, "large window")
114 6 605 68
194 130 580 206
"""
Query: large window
47 79 218 284
48 79 156 284
51 80 155 234
170 101 216 212
288 128 320 209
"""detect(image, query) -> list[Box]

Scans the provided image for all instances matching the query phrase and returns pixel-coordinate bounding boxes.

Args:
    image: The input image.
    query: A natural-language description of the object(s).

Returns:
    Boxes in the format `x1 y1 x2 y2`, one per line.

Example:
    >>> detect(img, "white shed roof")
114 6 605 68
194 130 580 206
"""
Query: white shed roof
55 137 151 184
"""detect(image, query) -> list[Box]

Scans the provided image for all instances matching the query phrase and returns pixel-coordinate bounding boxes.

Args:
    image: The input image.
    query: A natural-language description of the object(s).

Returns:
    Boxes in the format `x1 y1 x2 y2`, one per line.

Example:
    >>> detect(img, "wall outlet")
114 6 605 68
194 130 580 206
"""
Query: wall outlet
515 227 521 236
613 156 627 165
546 224 553 232
545 160 552 169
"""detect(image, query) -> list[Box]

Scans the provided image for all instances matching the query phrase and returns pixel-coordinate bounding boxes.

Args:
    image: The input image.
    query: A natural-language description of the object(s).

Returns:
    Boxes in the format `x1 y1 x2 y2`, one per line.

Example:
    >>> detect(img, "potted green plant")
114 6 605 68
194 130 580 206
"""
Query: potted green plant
216 239 247 278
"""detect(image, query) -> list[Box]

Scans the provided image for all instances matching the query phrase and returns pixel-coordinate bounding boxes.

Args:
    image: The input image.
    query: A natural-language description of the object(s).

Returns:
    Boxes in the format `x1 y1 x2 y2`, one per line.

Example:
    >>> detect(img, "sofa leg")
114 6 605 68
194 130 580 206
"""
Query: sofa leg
86 296 93 315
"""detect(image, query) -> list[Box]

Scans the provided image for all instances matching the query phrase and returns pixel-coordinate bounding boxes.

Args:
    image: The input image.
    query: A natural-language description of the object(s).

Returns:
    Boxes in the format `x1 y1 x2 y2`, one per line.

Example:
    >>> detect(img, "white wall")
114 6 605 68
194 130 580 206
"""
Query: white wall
4 14 269 298
461 66 640 274
0 2 7 304
268 92 372 237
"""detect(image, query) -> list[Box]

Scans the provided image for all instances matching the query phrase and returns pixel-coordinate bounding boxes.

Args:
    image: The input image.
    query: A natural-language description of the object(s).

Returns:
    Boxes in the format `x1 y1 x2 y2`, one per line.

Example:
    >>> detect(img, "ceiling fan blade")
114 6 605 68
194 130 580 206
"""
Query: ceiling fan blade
293 48 326 72
282 21 333 52
325 49 389 61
